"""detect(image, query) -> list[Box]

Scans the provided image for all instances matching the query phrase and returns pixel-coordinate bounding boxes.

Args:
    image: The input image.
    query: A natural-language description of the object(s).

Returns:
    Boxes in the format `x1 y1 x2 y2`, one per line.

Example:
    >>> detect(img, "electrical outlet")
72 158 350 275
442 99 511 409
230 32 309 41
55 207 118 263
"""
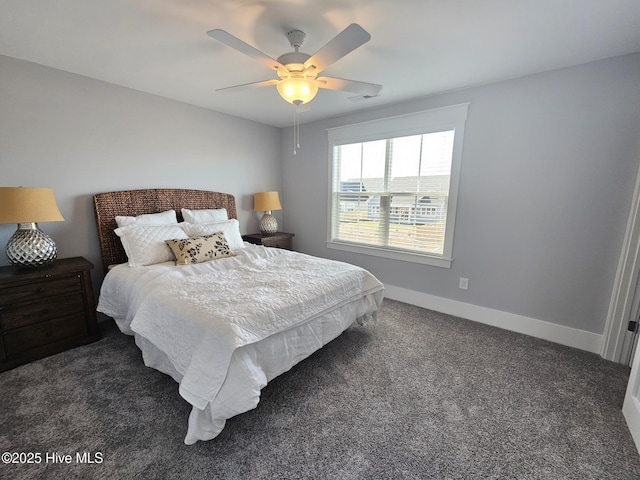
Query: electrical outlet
459 277 469 290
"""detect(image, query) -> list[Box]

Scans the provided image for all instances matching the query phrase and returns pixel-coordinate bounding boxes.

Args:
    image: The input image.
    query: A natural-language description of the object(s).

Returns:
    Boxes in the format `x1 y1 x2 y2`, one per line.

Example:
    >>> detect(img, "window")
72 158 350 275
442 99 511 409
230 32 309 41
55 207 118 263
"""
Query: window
328 104 468 268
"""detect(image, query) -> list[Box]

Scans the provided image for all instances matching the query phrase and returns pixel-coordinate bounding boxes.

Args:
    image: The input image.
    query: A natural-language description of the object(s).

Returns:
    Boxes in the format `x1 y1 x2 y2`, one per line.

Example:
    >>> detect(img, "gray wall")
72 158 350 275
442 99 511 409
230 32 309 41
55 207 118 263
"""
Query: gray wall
282 53 640 334
0 55 282 284
3 52 640 337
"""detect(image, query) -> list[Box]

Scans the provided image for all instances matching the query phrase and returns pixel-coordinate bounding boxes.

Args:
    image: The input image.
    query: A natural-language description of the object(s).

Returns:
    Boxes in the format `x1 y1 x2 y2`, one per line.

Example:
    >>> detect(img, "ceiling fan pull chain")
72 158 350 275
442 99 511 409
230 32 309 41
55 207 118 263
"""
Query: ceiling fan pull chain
293 103 297 155
296 102 301 150
293 101 301 155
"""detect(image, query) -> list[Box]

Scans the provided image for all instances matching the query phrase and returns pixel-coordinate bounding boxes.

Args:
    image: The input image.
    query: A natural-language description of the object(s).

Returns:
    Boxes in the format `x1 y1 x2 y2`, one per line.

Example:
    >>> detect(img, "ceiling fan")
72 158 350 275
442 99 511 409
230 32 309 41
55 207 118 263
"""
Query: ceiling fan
206 23 382 106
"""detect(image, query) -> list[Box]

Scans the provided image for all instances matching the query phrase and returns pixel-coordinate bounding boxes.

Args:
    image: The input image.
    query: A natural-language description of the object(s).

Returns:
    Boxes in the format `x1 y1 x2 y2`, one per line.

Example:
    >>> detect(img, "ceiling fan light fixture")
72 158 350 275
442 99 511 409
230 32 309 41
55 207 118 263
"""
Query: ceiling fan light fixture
276 77 319 104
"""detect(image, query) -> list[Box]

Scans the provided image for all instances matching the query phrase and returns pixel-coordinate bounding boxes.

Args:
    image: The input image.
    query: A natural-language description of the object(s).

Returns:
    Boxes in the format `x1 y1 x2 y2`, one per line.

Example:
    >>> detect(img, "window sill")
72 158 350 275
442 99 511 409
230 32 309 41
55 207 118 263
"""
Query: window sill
326 241 452 268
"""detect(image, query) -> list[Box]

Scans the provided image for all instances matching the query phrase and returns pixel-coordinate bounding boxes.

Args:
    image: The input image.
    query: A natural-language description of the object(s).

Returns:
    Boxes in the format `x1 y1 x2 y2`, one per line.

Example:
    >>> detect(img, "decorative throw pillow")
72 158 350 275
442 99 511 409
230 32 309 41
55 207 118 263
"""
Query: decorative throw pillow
115 209 178 228
182 219 245 250
165 232 236 265
181 208 228 224
114 224 188 267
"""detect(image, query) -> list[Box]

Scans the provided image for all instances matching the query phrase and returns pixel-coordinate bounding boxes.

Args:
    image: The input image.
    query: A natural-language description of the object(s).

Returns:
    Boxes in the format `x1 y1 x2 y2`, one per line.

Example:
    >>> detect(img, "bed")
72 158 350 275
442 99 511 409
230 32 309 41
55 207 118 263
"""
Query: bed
93 188 384 444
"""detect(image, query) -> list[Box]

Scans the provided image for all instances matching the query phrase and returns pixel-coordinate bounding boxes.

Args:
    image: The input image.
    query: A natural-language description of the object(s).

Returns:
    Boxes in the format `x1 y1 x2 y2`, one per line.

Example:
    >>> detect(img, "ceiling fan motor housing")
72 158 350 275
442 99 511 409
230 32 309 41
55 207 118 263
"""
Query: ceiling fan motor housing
276 52 311 74
287 29 306 49
277 30 312 75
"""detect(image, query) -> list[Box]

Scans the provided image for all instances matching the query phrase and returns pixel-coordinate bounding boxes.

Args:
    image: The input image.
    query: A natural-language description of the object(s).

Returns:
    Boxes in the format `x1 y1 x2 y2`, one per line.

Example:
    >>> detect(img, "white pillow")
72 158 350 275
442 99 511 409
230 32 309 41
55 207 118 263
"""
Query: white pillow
115 209 178 228
115 224 188 267
181 208 228 224
182 219 244 250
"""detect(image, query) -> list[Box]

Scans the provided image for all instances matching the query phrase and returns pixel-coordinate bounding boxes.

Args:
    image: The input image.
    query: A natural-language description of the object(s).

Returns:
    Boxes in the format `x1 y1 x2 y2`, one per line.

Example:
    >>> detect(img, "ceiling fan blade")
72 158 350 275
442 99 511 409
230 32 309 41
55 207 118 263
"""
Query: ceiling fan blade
347 94 380 102
303 24 371 74
217 79 280 93
316 76 382 96
207 29 286 73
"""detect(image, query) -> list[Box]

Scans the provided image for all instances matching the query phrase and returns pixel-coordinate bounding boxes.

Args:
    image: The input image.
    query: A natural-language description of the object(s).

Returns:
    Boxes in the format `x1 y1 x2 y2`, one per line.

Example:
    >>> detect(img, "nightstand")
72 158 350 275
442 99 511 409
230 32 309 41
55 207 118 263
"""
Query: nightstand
0 257 100 372
243 232 295 250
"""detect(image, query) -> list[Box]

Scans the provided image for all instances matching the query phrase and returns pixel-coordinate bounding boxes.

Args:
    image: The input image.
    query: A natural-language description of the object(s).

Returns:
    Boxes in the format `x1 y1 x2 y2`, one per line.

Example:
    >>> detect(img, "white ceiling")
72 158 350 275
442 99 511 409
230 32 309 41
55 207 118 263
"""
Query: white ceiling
1 0 639 128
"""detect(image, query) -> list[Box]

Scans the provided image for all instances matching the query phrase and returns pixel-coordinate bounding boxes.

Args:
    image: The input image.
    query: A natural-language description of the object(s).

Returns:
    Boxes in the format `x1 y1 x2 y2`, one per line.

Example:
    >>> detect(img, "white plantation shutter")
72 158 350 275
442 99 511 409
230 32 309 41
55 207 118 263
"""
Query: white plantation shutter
328 104 468 268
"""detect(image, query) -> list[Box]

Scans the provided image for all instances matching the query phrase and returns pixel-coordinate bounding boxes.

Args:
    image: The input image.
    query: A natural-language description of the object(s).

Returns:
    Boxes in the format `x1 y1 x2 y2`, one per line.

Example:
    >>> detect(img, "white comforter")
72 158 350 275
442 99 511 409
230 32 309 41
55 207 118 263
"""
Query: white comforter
97 244 384 443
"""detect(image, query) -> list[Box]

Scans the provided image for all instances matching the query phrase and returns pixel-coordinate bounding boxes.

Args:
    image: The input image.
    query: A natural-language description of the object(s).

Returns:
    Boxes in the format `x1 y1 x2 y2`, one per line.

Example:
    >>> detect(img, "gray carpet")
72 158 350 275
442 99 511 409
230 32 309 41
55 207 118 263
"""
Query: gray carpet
1 299 638 479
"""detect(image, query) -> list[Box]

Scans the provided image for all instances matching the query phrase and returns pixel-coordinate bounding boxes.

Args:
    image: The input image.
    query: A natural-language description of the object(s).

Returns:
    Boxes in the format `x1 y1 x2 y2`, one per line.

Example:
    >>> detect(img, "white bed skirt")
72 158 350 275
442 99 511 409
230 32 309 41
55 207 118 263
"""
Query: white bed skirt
132 291 381 444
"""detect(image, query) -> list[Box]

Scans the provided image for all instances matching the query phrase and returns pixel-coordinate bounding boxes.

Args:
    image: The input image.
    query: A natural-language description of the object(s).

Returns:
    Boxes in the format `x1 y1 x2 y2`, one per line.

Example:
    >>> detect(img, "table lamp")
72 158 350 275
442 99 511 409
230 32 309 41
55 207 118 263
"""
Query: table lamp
253 191 282 235
0 187 65 267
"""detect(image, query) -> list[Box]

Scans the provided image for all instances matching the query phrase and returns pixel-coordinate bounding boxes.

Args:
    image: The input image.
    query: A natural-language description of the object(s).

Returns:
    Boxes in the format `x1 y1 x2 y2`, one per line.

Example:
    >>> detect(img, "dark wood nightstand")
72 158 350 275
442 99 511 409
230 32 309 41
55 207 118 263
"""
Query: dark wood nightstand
242 232 295 250
0 257 100 372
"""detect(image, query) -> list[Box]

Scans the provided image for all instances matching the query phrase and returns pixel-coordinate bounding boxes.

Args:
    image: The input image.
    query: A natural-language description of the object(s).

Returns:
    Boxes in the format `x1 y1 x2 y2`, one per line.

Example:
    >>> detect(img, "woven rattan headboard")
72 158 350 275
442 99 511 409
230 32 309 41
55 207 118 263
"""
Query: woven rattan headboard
93 188 237 272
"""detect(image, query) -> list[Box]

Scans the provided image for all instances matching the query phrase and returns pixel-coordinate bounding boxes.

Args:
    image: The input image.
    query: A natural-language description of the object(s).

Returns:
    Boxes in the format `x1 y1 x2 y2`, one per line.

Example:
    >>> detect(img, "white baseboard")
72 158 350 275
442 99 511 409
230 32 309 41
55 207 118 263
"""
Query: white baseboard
383 285 603 354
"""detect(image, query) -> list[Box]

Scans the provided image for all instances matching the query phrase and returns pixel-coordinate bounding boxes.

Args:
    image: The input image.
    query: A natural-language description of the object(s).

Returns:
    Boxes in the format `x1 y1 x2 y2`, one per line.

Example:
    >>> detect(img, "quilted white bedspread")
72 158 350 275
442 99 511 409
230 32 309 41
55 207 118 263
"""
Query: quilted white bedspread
97 244 383 443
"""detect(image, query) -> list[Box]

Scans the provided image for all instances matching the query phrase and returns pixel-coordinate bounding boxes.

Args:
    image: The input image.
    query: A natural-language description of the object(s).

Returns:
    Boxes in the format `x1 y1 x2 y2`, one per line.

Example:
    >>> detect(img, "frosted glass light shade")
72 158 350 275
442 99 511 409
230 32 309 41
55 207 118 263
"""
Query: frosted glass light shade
276 78 319 104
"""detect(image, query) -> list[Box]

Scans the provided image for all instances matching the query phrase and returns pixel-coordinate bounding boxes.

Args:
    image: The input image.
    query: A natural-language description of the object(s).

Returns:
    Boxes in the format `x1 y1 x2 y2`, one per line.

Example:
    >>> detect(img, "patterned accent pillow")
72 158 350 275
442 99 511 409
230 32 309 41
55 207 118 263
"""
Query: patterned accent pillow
165 232 236 265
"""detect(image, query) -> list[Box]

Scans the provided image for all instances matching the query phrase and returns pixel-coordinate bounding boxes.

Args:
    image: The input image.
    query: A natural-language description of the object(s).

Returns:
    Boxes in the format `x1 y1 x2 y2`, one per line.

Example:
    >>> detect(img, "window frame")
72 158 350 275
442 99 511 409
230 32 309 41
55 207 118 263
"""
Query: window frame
326 103 469 268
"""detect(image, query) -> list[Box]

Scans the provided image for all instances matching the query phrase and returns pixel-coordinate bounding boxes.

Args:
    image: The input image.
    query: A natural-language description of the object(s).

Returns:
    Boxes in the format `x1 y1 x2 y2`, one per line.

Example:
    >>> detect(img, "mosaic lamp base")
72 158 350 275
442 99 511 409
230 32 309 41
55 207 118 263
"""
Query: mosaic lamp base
5 223 58 268
258 212 278 235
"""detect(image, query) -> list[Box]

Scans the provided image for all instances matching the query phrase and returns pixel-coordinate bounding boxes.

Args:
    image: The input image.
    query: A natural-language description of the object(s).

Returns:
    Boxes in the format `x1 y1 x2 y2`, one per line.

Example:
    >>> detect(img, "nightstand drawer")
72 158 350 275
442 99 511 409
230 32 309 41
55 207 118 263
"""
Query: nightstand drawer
0 274 81 306
262 237 292 249
0 257 100 371
242 232 295 250
0 292 85 331
3 313 87 357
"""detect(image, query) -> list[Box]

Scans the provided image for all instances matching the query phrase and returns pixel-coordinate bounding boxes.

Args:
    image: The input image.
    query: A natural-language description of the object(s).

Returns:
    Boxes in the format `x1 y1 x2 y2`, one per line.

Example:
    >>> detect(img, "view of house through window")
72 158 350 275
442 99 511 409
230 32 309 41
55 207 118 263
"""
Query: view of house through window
328 104 468 267
331 130 455 257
